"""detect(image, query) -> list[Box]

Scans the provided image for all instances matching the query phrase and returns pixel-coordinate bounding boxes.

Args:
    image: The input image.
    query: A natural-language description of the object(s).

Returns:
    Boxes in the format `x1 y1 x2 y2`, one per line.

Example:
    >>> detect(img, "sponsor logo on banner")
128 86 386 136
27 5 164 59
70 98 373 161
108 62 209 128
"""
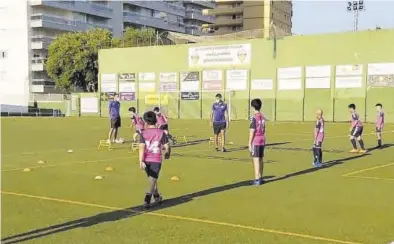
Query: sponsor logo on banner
119 92 135 101
181 72 200 92
159 72 178 92
202 70 222 91
118 73 136 81
145 95 168 105
367 63 394 87
181 92 200 100
189 44 251 67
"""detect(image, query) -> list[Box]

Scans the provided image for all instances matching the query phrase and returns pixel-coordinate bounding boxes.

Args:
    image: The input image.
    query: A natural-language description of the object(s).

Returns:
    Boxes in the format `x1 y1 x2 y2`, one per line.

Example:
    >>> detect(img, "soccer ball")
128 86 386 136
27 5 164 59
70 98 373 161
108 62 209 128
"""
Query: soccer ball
118 138 125 144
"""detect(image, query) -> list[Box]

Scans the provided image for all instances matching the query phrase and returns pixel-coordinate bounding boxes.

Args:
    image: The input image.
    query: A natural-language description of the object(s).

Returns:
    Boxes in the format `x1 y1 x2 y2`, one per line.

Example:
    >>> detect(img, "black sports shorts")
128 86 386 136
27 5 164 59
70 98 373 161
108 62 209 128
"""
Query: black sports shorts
350 126 363 137
251 145 265 158
110 117 121 129
144 162 162 179
213 122 226 135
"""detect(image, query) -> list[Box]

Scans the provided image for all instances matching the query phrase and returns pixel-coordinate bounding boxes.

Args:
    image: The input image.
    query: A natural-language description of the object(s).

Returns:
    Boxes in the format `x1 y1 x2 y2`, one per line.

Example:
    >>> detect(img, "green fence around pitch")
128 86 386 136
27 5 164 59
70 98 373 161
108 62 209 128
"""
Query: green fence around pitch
95 29 394 123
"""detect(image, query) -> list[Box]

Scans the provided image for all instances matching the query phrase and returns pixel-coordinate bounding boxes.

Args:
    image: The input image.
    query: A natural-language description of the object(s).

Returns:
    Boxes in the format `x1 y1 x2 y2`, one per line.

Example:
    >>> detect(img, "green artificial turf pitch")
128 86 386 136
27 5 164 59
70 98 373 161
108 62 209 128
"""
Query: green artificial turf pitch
1 118 394 244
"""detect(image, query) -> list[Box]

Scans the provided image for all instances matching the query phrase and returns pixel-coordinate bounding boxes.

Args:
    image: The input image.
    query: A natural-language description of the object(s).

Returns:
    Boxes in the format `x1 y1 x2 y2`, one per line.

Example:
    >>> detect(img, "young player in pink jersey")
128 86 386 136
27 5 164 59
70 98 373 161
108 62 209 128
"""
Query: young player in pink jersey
348 104 366 153
375 103 385 147
153 107 175 144
248 99 266 185
129 107 145 142
313 109 324 168
139 111 171 208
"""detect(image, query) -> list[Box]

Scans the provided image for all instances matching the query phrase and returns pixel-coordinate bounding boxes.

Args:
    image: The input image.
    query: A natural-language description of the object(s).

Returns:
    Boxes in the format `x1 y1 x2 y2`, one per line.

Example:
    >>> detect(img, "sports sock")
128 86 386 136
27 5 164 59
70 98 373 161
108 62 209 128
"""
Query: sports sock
378 139 382 147
358 140 365 150
351 139 357 149
318 148 323 163
144 193 152 204
312 147 318 163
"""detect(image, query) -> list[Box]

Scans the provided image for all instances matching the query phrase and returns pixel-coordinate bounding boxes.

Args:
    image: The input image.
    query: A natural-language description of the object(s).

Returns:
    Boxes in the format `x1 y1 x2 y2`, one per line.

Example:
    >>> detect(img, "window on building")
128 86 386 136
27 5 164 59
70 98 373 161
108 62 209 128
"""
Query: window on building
232 26 236 31
214 27 219 30
0 50 6 59
232 15 236 19
236 15 241 19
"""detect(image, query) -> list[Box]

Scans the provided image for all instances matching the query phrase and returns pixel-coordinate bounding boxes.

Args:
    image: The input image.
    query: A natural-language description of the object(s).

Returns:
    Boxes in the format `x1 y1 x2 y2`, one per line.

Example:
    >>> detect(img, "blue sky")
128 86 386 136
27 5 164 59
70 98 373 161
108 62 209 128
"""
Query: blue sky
292 1 394 35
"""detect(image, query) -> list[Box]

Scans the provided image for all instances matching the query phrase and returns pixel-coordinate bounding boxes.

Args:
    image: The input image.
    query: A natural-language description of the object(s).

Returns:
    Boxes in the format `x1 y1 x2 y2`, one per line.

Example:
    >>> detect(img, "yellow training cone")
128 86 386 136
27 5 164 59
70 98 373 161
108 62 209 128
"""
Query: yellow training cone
105 167 114 171
23 168 32 172
170 176 180 181
37 160 45 164
94 175 104 180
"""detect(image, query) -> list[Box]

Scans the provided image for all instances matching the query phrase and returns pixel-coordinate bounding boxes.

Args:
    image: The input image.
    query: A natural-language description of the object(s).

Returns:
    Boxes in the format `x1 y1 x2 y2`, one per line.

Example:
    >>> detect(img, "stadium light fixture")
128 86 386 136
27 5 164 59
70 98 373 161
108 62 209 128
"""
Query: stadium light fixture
347 0 365 31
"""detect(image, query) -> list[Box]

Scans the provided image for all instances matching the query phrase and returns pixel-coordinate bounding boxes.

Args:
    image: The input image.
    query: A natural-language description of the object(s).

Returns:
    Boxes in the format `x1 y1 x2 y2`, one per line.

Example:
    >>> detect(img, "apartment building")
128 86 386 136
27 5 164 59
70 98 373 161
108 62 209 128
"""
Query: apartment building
207 0 292 36
0 0 216 96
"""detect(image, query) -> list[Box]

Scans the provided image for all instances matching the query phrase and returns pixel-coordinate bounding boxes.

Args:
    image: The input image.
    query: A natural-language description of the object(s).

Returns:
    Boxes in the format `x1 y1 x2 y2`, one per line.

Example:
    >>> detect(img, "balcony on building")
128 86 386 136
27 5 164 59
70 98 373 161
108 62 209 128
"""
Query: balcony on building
207 6 243 15
123 11 185 33
210 16 243 27
31 36 54 50
123 1 185 17
29 0 113 19
30 14 113 32
185 9 215 24
183 0 215 9
31 57 46 71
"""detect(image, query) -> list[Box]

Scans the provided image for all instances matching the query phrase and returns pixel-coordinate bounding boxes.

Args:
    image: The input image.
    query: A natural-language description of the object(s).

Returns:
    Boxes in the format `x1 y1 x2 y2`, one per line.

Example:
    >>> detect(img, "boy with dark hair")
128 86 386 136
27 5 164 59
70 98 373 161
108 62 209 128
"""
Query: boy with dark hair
139 111 171 208
348 104 366 153
153 107 174 143
375 103 385 147
313 109 324 168
129 107 145 142
248 98 266 185
210 93 229 152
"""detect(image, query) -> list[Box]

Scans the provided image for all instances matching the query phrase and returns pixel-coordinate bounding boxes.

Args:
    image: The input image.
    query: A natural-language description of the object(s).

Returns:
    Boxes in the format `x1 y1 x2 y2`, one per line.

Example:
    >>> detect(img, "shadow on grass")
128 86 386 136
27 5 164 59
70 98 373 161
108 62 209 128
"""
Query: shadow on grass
3 145 392 243
1 176 275 244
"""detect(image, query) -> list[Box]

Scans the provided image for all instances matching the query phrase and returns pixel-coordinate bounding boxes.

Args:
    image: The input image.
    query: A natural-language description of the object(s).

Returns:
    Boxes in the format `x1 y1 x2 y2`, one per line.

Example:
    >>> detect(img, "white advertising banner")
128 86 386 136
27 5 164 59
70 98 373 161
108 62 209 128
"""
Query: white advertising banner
181 71 200 92
226 69 248 91
367 63 394 75
306 77 331 89
203 70 223 81
277 67 302 79
100 73 116 92
306 65 331 77
119 82 136 92
139 82 156 92
138 72 155 81
278 78 302 90
251 79 273 90
335 76 363 88
80 97 98 113
189 44 251 67
159 72 177 82
336 64 363 76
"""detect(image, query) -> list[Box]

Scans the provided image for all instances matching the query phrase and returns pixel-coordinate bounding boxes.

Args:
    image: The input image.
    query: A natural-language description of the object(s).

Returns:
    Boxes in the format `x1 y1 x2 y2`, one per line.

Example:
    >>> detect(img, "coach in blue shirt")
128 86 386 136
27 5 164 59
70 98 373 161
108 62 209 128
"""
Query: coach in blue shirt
210 93 229 152
108 94 121 143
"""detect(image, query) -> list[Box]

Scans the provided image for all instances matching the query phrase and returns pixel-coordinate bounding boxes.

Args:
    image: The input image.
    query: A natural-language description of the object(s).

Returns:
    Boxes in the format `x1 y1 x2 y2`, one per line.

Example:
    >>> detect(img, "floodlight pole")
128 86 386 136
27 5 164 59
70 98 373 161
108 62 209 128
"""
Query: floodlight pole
347 1 365 32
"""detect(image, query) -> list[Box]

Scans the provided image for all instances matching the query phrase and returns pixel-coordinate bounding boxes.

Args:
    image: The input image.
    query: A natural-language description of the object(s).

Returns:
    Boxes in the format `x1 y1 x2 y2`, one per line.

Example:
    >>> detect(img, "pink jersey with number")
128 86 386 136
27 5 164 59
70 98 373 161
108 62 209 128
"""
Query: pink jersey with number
140 128 168 163
132 114 144 130
314 118 325 142
351 112 363 128
156 113 167 126
376 111 384 129
249 112 266 146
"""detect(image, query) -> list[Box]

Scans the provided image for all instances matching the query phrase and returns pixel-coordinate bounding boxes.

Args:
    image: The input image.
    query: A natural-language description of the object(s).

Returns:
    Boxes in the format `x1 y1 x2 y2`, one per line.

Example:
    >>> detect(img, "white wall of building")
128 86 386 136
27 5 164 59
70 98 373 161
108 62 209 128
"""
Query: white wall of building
0 0 30 113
